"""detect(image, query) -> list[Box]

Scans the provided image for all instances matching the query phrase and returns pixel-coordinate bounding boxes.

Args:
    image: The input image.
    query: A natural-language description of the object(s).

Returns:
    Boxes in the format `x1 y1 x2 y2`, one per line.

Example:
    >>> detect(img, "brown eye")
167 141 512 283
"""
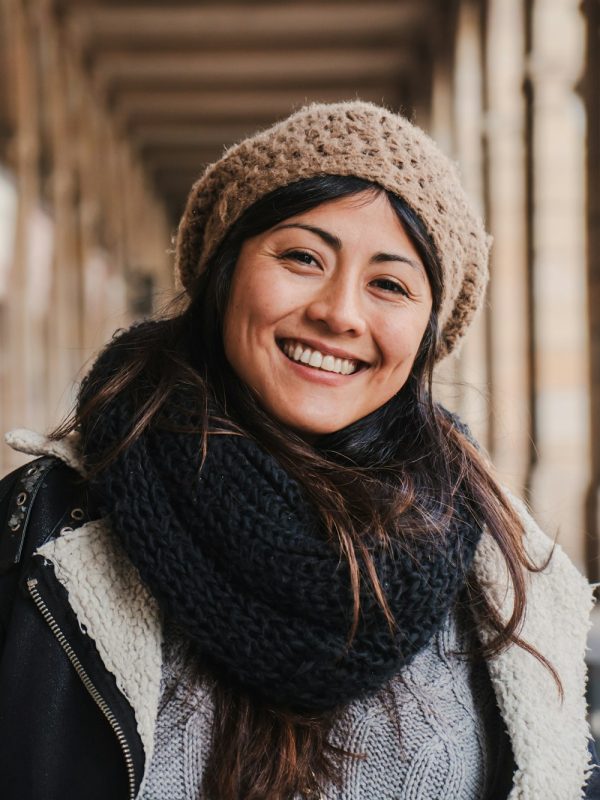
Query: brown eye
282 250 319 267
371 278 409 297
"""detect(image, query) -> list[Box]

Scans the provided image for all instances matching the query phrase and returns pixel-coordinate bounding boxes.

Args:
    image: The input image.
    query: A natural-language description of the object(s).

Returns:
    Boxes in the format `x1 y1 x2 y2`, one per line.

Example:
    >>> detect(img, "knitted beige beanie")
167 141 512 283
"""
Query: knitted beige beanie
174 101 491 360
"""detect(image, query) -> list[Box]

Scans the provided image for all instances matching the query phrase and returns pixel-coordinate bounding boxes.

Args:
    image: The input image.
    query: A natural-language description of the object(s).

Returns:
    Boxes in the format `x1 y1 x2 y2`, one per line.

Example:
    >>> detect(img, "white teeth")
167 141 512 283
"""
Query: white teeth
280 340 360 375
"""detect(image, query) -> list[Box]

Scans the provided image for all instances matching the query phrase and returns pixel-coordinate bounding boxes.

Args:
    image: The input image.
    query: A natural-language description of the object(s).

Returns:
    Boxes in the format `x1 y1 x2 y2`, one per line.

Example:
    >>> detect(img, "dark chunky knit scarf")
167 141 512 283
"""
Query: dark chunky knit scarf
81 341 483 713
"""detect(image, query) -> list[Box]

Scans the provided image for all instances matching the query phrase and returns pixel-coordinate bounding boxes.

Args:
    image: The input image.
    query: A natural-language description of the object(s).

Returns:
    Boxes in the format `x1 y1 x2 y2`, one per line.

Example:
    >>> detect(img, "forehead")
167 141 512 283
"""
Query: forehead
265 190 425 265
273 189 399 229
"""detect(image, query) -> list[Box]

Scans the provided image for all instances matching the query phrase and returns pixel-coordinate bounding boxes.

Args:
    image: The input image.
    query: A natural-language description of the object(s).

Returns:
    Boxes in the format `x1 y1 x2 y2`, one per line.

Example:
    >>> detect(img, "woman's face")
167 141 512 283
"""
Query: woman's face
223 191 433 437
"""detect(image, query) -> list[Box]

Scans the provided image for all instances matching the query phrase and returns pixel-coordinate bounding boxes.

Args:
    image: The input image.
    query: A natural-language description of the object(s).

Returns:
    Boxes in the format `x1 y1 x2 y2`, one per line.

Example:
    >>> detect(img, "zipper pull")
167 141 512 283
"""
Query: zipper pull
27 578 38 589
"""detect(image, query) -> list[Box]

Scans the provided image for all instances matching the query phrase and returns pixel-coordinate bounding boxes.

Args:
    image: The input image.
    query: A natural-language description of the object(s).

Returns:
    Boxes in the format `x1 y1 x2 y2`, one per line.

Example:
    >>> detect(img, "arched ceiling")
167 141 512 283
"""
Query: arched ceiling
59 0 440 220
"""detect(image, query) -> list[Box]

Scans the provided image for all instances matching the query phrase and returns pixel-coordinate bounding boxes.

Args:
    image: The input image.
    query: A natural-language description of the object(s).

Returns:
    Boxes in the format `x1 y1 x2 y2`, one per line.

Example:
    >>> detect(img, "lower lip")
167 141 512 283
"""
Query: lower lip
278 347 364 385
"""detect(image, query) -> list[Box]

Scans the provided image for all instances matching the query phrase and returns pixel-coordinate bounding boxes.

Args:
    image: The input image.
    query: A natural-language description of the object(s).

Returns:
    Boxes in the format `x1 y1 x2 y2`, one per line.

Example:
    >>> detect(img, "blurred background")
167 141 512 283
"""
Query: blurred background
0 0 599 728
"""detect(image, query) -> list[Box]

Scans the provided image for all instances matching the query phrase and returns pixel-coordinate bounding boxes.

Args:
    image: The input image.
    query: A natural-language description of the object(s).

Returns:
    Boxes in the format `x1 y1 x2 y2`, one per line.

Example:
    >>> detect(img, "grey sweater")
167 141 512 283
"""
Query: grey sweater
140 603 510 800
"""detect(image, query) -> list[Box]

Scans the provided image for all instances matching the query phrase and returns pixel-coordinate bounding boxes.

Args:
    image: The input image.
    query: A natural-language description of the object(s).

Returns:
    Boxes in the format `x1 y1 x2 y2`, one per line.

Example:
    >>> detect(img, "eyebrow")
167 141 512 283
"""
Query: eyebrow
271 222 424 275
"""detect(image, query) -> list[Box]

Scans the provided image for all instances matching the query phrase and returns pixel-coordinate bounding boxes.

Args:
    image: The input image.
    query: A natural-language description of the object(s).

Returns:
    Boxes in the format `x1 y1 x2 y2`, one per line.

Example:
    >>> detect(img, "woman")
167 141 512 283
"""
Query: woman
0 101 598 800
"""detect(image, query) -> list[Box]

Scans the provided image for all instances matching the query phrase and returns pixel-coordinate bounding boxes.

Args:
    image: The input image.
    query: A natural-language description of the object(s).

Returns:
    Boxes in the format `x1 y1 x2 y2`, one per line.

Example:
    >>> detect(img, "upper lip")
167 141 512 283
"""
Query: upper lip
278 336 370 364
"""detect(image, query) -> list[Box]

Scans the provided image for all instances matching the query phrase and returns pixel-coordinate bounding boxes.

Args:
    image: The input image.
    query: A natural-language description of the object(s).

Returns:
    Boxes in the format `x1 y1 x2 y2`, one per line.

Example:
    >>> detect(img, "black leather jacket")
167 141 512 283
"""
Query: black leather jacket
0 458 144 800
1 456 600 800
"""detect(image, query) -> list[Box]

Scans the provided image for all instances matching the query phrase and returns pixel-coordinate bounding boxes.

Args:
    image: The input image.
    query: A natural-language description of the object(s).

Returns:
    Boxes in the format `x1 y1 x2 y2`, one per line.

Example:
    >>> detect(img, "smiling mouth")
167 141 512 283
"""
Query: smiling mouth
277 339 367 375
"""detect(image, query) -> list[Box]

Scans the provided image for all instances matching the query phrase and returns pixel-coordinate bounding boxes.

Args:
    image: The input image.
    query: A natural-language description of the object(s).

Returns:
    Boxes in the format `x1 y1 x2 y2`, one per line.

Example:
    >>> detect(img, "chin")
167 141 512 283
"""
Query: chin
281 414 354 439
262 397 364 438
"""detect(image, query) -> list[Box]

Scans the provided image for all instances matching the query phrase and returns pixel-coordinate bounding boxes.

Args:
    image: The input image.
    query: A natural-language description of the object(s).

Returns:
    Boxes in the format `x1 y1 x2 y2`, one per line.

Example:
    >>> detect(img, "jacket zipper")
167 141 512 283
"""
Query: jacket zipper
27 577 136 800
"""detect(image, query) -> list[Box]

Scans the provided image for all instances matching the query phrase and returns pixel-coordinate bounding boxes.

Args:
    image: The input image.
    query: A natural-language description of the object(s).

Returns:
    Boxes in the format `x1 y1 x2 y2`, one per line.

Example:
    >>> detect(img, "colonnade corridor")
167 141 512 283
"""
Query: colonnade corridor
1 0 599 743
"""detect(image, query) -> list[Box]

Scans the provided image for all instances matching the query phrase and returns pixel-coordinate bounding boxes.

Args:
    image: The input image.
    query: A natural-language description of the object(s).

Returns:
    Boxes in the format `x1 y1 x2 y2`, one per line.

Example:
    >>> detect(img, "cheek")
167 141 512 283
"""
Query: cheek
223 267 286 361
223 275 251 364
377 313 430 368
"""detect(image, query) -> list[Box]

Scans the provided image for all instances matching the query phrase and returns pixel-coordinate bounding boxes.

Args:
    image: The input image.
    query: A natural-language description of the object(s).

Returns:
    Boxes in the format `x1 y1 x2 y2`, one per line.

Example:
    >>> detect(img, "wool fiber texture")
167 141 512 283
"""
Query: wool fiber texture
37 520 163 764
174 100 491 360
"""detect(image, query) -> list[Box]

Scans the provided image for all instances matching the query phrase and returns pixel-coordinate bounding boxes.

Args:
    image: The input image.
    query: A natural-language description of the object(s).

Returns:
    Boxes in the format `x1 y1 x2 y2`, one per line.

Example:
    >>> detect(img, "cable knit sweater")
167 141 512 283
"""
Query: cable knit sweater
140 603 512 800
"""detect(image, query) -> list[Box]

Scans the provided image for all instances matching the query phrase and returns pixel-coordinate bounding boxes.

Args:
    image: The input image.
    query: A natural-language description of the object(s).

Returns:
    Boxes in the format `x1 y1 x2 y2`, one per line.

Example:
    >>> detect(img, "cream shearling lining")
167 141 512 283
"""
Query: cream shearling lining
5 428 85 473
6 429 599 798
472 492 597 798
37 523 163 773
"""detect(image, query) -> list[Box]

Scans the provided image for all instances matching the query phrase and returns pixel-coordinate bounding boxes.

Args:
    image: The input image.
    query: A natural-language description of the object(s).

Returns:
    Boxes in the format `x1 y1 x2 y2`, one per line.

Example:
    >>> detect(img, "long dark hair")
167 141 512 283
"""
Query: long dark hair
54 176 558 800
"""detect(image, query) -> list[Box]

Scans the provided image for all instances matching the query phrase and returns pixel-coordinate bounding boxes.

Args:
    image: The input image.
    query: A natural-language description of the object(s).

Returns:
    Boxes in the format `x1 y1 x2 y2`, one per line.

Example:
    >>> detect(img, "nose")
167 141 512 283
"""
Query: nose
304 273 367 336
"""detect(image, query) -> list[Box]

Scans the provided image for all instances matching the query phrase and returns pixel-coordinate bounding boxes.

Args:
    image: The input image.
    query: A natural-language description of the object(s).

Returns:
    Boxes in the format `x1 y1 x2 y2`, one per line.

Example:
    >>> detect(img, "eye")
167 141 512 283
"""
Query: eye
370 277 409 297
280 250 320 267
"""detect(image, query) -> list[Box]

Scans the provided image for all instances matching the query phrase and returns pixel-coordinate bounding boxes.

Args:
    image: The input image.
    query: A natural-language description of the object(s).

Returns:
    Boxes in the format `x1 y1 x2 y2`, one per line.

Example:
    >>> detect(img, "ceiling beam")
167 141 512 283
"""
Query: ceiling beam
69 3 426 48
143 146 224 171
114 86 401 123
132 121 264 148
154 170 211 208
155 168 209 188
55 0 433 220
94 48 414 89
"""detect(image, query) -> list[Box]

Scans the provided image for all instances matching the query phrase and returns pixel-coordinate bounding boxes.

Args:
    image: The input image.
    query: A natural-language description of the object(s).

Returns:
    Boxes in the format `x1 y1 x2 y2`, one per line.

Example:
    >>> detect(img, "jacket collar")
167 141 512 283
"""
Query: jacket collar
6 429 597 798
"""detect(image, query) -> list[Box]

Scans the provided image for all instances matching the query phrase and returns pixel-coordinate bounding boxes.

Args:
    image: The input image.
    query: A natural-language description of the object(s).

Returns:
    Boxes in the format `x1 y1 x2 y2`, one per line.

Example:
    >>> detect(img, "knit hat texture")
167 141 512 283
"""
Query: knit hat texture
174 100 491 360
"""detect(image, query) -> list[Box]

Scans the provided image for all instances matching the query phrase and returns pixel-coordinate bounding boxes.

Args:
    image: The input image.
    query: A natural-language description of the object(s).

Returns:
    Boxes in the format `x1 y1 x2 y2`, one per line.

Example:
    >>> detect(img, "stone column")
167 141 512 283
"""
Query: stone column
583 0 600 579
0 0 16 461
67 39 128 358
0 0 15 163
2 0 43 472
39 0 83 422
483 0 531 493
451 0 490 450
528 0 589 570
430 2 462 411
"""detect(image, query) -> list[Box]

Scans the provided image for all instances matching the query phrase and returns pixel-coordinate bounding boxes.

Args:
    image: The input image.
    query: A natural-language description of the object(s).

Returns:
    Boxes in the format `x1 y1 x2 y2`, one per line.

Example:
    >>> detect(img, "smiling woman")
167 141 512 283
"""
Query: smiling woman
1 102 599 800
